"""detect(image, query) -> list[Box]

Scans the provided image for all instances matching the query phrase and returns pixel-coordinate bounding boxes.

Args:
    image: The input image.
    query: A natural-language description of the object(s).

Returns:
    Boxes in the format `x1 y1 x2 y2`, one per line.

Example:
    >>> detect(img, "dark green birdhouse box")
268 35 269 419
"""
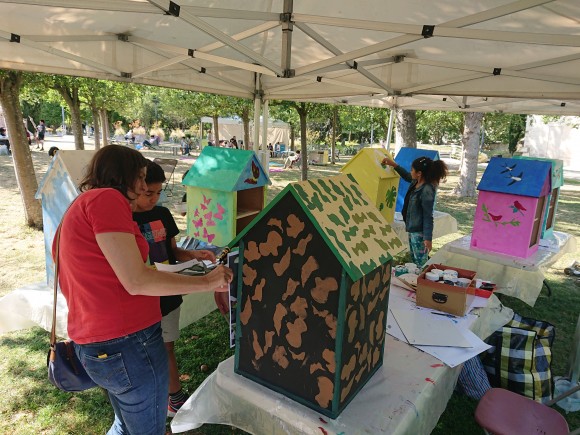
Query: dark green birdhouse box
231 174 404 418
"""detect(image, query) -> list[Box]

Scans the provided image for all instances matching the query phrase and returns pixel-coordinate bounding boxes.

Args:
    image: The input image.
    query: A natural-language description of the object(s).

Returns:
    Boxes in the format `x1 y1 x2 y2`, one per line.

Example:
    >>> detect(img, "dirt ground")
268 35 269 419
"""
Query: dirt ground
0 135 200 297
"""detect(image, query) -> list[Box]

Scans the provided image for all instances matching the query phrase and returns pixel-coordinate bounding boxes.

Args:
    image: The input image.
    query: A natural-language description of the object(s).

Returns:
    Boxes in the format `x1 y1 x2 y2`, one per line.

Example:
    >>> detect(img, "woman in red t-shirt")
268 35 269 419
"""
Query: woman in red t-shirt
56 145 232 435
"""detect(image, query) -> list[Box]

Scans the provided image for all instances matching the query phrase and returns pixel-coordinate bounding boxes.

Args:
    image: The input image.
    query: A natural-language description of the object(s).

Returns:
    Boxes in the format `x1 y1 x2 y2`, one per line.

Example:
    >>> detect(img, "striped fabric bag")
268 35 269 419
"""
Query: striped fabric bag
481 313 555 404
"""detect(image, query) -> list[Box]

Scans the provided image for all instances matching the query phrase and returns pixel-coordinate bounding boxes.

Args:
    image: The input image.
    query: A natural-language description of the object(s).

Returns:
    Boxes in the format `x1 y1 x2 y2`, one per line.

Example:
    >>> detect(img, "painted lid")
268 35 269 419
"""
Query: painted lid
478 156 552 197
182 146 271 191
341 148 400 180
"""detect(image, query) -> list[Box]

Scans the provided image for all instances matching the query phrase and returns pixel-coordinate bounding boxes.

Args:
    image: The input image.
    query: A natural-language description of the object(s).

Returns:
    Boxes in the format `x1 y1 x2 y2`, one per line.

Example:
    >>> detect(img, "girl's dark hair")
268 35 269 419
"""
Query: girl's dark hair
412 156 448 186
79 145 148 198
145 160 166 184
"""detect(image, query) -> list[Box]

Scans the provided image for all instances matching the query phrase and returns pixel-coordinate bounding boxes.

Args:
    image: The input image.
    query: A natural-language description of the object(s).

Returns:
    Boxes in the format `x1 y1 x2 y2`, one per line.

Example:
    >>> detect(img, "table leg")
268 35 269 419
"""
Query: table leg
542 280 552 297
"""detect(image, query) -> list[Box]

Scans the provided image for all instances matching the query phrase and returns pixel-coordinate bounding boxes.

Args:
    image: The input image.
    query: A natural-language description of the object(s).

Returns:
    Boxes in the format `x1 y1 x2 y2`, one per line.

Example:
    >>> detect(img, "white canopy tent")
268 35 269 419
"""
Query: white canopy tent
0 0 578 119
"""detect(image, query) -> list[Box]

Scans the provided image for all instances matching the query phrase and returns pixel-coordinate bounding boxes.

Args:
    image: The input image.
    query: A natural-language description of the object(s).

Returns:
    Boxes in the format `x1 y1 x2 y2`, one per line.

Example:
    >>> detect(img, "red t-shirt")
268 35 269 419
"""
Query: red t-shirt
55 188 161 344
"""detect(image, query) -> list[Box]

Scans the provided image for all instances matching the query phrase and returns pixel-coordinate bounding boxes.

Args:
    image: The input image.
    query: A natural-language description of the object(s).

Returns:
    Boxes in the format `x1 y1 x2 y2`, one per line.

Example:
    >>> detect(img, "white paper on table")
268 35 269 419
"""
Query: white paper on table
416 329 491 368
390 307 472 348
386 309 490 368
468 295 490 310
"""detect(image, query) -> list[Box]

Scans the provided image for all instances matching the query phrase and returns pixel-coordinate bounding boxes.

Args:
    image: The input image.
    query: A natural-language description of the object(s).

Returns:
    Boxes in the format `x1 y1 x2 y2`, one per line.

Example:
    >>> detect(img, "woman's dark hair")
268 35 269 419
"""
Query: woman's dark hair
412 156 448 186
145 160 166 184
48 146 59 157
79 145 148 198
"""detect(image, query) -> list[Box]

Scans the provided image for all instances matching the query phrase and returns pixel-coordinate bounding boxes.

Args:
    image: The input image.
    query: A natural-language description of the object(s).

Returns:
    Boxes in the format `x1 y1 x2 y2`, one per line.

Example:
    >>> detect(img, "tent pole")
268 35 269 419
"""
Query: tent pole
262 99 269 154
253 74 262 153
386 108 395 152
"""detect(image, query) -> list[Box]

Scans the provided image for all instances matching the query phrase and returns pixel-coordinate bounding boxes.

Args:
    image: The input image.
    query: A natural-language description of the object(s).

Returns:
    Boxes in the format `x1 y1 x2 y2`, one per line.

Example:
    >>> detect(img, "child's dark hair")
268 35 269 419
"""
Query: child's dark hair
412 157 448 186
48 146 59 157
145 160 166 184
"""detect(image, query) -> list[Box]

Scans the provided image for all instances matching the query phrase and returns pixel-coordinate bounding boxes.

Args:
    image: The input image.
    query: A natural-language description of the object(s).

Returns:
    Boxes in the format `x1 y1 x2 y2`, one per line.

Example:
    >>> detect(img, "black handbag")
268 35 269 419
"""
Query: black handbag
47 218 97 392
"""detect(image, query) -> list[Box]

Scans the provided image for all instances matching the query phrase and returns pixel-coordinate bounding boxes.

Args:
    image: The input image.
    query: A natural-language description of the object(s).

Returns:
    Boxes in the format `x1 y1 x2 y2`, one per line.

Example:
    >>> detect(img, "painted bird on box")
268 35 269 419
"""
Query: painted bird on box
510 200 527 215
507 172 523 186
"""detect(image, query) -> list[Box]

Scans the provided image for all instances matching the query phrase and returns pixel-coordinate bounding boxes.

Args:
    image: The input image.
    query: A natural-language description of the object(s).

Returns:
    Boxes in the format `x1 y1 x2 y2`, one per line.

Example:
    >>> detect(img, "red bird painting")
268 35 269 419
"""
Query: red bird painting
510 200 527 215
488 213 503 222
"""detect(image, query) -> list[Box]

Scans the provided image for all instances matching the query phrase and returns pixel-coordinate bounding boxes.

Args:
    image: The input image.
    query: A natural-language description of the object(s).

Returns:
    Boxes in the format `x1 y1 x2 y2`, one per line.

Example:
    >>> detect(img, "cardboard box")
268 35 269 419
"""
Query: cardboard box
416 264 476 317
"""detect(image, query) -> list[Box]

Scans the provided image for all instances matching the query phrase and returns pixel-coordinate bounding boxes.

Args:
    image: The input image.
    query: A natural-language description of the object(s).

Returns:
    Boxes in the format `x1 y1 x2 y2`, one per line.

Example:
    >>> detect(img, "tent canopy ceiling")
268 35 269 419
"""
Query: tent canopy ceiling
0 0 579 115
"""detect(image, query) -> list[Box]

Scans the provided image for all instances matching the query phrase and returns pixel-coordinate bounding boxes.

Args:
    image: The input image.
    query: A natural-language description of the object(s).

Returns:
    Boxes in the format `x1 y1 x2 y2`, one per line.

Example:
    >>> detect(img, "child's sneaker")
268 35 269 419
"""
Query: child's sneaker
167 390 189 418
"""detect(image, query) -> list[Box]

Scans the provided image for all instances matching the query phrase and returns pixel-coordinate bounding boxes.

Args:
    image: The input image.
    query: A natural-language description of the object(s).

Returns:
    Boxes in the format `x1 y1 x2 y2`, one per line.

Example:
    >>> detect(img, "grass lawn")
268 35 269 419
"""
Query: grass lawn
0 141 578 434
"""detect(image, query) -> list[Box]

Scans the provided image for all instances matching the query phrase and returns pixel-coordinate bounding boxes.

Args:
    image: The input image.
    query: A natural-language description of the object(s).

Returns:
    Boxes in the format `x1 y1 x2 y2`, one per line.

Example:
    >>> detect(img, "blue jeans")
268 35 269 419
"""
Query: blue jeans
74 323 169 435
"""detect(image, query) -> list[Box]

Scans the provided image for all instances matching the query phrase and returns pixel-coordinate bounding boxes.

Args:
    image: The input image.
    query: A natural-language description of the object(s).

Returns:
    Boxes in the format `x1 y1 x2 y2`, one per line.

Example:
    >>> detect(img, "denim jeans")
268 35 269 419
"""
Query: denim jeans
74 323 169 435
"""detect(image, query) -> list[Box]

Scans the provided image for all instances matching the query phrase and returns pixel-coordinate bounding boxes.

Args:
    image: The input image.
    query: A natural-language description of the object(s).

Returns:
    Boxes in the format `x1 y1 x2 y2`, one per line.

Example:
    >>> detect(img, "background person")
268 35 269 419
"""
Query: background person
133 161 216 417
283 150 301 169
381 155 448 268
55 145 232 434
36 120 46 151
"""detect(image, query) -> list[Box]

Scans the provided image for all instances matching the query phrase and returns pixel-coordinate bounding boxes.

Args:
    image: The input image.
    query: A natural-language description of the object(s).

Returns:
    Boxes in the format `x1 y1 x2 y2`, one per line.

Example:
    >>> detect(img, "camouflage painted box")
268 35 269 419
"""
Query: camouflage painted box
231 174 404 418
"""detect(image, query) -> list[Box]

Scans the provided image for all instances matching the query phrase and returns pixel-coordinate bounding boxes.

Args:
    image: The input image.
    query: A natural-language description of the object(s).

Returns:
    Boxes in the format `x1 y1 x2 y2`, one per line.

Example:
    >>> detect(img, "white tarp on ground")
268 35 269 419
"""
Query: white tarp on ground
0 1 579 115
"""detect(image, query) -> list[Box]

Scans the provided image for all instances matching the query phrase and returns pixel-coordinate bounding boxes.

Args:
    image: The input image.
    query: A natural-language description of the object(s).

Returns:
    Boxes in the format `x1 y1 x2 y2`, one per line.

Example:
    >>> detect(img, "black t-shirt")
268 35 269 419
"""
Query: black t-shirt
133 206 182 316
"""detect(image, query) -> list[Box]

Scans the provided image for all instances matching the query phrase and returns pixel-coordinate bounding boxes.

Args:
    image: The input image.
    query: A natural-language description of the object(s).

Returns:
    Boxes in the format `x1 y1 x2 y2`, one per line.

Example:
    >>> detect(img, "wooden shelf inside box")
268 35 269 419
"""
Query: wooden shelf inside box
416 264 476 317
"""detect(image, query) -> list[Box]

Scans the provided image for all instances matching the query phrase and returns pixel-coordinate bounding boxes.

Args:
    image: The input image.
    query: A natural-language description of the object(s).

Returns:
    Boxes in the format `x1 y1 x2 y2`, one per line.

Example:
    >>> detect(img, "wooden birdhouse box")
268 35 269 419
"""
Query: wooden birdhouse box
231 174 404 418
394 148 440 212
513 156 564 239
471 157 552 258
182 147 271 247
340 148 400 223
35 150 95 286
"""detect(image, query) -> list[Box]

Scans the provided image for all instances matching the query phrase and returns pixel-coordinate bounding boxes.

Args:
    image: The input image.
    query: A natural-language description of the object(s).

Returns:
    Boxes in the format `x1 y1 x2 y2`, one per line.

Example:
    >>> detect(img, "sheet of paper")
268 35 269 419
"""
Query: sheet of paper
415 328 491 368
154 259 215 273
468 295 490 310
386 309 490 367
390 307 472 348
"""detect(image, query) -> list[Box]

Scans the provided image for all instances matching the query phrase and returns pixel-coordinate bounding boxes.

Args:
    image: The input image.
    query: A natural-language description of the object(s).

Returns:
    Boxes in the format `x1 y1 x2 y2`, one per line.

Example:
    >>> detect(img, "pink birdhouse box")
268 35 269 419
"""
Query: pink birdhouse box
471 157 552 258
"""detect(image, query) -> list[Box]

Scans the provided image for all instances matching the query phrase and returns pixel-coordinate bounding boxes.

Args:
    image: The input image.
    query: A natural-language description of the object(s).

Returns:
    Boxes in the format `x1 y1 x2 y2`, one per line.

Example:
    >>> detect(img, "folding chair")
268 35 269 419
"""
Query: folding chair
475 314 580 435
153 158 178 196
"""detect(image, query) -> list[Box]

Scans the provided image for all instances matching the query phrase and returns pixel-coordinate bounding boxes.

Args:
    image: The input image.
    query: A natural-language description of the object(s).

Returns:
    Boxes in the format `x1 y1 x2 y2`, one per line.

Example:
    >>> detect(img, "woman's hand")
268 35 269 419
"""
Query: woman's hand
192 249 216 263
424 240 432 253
381 156 396 168
206 265 233 290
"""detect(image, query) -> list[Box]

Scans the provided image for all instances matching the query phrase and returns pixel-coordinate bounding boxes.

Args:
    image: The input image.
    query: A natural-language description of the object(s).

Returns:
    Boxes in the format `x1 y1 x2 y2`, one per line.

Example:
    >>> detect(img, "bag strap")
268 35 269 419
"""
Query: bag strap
50 222 63 349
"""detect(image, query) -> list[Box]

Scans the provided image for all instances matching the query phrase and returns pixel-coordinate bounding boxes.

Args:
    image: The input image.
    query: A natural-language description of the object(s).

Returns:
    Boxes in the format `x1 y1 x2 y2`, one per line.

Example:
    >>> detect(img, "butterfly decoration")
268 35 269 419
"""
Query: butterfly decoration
244 160 260 184
203 228 216 244
203 194 212 205
214 203 225 220
192 218 203 228
194 231 200 238
204 211 213 220
193 208 199 217
510 200 527 215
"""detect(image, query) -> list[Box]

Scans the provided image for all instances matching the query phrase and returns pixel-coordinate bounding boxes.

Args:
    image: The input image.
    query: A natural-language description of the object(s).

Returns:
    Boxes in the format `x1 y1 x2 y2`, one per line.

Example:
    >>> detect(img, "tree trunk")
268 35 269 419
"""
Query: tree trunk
212 114 220 147
290 127 295 151
241 108 250 150
99 109 109 145
299 105 308 181
91 106 101 149
0 72 43 228
55 85 85 150
453 112 483 197
394 109 417 154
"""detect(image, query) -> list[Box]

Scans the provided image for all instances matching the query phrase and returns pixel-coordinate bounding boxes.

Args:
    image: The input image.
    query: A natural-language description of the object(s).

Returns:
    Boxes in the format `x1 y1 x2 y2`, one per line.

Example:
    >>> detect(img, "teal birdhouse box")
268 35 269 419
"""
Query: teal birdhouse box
182 147 271 247
514 156 564 239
